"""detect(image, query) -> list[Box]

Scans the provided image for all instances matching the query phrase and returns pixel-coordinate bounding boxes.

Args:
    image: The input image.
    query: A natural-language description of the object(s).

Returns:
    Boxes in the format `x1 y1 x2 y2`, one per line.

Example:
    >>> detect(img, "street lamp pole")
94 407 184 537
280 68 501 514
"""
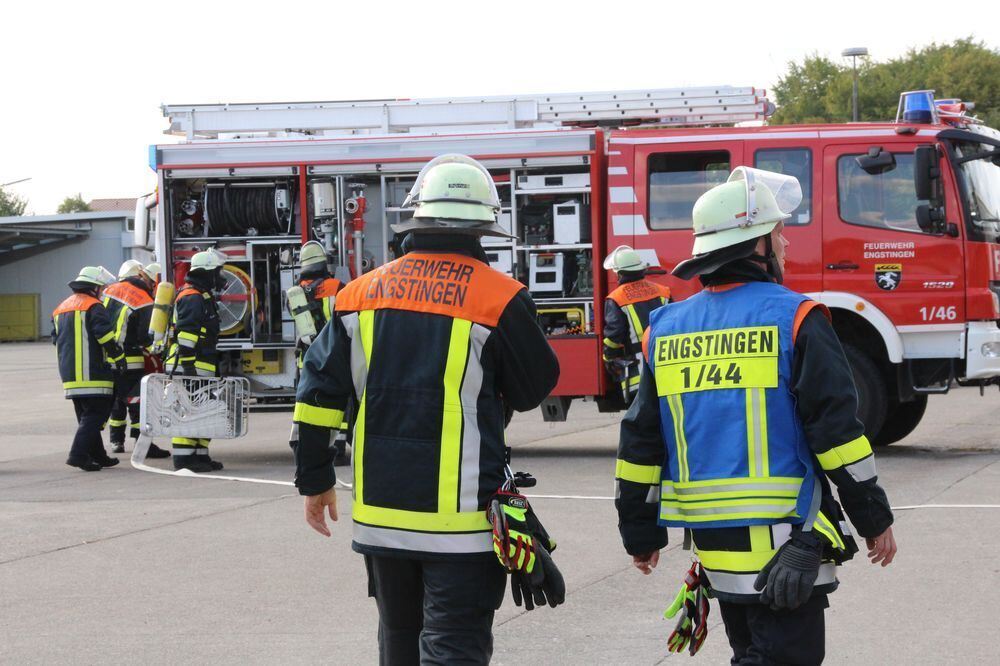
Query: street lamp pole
1 178 31 188
842 47 869 122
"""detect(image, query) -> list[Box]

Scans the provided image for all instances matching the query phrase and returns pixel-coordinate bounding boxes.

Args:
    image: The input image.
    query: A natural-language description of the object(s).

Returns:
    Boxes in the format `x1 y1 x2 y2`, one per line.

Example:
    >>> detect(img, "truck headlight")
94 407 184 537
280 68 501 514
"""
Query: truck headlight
981 342 1000 358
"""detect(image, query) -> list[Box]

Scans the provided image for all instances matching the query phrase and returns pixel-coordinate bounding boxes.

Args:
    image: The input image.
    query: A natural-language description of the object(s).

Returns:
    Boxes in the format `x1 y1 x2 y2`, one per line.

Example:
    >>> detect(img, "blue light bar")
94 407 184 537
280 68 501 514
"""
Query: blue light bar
897 90 937 124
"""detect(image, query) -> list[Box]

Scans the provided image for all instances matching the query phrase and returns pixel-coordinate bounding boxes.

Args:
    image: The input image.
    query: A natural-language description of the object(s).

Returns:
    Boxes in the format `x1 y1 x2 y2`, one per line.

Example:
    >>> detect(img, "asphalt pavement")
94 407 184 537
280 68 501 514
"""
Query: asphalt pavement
1 341 998 664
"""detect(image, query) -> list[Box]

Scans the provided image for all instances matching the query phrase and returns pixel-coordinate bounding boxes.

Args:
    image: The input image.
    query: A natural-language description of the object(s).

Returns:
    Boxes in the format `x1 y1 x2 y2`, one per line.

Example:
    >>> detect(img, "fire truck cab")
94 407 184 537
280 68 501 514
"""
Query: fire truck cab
608 91 1000 444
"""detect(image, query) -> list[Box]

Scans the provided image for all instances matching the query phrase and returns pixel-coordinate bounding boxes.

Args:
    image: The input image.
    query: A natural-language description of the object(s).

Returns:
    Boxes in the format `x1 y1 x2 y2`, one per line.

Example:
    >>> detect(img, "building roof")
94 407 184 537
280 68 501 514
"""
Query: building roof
0 212 131 264
87 197 137 212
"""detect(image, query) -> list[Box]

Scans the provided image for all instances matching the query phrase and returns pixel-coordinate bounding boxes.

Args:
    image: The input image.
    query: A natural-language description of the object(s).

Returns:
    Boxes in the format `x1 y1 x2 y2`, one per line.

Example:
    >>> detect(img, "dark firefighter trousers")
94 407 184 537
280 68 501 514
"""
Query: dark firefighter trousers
71 397 114 462
109 370 144 444
364 555 506 666
719 594 828 665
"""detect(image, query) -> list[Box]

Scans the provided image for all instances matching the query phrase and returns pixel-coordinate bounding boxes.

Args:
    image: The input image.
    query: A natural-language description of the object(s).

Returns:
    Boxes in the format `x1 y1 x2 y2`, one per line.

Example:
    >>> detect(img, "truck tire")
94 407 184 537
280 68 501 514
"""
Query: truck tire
843 344 888 441
872 395 927 446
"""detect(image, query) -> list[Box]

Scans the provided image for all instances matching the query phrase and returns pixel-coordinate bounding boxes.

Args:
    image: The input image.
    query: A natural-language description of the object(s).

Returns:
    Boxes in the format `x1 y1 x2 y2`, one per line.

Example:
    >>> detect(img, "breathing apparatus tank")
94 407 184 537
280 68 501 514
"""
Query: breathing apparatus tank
148 281 176 353
286 285 318 343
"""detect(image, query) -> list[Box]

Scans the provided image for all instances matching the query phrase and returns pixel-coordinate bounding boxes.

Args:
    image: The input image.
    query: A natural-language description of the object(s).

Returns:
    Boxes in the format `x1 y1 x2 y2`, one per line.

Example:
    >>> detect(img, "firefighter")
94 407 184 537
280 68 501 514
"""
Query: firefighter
103 260 170 458
601 245 671 405
292 240 350 465
53 266 127 471
167 249 225 473
293 154 561 664
616 167 897 663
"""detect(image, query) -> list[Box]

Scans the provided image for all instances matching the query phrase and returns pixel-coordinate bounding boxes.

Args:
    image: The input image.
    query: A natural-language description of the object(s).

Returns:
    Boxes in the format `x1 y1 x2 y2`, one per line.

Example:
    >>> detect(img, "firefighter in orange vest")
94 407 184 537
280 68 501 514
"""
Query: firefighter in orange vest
292 154 562 663
103 260 170 458
52 266 127 471
602 245 671 404
166 249 225 472
292 240 350 464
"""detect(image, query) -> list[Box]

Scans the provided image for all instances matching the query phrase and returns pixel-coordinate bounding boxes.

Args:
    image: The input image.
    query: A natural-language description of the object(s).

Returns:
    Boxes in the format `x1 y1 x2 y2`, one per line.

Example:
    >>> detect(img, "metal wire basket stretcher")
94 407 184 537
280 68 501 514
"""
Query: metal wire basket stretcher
132 374 250 465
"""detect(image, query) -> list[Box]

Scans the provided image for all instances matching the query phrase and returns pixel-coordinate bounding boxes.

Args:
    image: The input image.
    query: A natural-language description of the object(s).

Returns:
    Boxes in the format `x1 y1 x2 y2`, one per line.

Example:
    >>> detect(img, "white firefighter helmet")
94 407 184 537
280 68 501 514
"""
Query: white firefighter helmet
602 245 650 273
690 167 801 256
299 241 328 269
70 265 116 288
673 167 801 280
190 249 227 273
394 154 511 238
118 259 144 280
142 262 161 282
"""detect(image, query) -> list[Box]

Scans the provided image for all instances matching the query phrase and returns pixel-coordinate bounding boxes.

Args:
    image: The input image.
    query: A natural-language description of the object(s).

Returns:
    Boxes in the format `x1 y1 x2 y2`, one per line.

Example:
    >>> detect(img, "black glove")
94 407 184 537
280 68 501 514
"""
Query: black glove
754 530 823 610
114 356 128 373
510 545 565 610
181 362 197 376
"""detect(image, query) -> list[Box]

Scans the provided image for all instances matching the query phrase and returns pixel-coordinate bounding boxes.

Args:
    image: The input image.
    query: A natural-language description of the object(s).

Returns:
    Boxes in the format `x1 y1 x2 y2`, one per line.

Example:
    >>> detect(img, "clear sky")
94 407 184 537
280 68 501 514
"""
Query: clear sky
2 0 997 214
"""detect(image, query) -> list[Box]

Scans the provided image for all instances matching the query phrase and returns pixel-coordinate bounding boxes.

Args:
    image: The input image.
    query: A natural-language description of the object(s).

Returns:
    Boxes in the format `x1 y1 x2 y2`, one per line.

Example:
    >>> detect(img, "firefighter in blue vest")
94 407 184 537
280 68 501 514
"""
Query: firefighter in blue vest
52 266 126 471
602 245 672 405
615 168 897 663
292 154 562 664
103 260 170 458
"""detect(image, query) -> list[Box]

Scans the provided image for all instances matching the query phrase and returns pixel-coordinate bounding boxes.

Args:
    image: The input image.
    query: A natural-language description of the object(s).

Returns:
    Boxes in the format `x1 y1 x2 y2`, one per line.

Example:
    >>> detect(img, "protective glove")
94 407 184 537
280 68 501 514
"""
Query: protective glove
754 530 823 610
114 355 129 373
664 562 705 654
689 585 710 655
510 544 565 610
489 490 538 573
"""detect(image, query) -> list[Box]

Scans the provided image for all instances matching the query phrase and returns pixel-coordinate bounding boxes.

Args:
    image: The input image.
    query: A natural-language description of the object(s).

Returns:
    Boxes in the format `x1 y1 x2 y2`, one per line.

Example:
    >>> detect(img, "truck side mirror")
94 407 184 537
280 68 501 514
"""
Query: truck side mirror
914 145 940 201
856 146 896 175
916 204 953 235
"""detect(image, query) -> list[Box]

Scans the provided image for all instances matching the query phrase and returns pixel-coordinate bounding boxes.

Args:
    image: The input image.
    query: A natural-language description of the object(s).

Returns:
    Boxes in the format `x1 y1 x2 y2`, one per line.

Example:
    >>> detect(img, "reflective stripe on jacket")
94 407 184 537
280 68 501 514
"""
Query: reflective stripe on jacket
293 248 560 558
603 278 671 396
168 285 220 376
103 278 154 370
52 293 117 397
300 276 343 328
646 281 815 529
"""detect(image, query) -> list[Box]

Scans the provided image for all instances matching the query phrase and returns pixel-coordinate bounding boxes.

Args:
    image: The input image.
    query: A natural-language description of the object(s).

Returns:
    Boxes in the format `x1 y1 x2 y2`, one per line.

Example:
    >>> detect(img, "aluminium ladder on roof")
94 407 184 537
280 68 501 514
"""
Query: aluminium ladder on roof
162 86 774 140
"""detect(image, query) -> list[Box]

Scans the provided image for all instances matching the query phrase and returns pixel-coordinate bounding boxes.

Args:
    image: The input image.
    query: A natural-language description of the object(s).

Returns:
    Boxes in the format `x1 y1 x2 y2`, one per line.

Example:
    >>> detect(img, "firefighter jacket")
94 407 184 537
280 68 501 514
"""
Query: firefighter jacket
52 292 124 398
102 277 154 370
615 261 894 602
293 234 560 559
300 275 343 329
169 277 220 377
603 274 671 396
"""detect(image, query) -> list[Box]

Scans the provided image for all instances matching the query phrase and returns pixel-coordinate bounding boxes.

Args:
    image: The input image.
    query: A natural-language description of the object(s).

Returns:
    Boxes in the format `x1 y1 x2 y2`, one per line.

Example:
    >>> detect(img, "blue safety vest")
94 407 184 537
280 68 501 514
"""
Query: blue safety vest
646 281 817 529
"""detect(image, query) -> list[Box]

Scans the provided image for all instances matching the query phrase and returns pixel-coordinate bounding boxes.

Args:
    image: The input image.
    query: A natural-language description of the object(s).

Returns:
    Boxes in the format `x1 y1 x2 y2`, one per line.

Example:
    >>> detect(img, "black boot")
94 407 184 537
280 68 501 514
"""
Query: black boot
110 440 125 454
94 454 120 468
146 443 171 459
202 456 224 471
173 456 215 473
67 456 102 472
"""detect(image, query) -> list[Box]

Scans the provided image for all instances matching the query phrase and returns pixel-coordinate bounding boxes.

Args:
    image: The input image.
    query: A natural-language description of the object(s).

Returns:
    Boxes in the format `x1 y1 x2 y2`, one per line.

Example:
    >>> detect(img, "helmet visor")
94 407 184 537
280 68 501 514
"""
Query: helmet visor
727 167 802 223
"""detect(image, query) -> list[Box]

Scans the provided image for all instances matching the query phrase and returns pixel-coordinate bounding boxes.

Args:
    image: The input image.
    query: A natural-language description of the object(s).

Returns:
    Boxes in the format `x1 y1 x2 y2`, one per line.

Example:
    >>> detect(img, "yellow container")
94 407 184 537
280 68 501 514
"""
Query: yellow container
0 294 40 341
241 349 282 375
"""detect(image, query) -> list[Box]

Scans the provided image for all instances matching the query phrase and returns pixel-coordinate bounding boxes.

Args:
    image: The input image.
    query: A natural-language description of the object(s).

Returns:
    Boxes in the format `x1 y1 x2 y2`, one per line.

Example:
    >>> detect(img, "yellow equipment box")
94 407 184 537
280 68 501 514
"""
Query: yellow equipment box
241 349 282 375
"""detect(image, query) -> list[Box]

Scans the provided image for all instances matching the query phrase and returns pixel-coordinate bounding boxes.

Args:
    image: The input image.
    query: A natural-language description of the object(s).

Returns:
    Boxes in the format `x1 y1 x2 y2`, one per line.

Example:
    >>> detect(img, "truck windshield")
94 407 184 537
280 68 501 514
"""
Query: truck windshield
953 141 1000 237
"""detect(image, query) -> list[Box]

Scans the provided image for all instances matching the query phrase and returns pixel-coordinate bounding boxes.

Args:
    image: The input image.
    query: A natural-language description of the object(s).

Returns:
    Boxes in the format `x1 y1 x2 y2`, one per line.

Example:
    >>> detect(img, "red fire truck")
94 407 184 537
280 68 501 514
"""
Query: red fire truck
135 87 1000 444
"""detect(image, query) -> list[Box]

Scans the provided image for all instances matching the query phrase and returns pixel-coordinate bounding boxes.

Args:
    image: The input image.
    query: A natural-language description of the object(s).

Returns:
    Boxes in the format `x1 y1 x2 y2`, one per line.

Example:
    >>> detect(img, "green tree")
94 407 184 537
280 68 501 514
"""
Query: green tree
0 186 28 217
57 193 92 214
772 38 1000 127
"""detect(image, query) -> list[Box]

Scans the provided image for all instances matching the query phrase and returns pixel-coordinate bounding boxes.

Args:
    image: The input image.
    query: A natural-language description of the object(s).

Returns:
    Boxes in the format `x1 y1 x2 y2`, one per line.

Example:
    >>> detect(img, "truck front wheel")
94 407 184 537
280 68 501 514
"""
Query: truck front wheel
843 344 888 442
872 395 927 446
